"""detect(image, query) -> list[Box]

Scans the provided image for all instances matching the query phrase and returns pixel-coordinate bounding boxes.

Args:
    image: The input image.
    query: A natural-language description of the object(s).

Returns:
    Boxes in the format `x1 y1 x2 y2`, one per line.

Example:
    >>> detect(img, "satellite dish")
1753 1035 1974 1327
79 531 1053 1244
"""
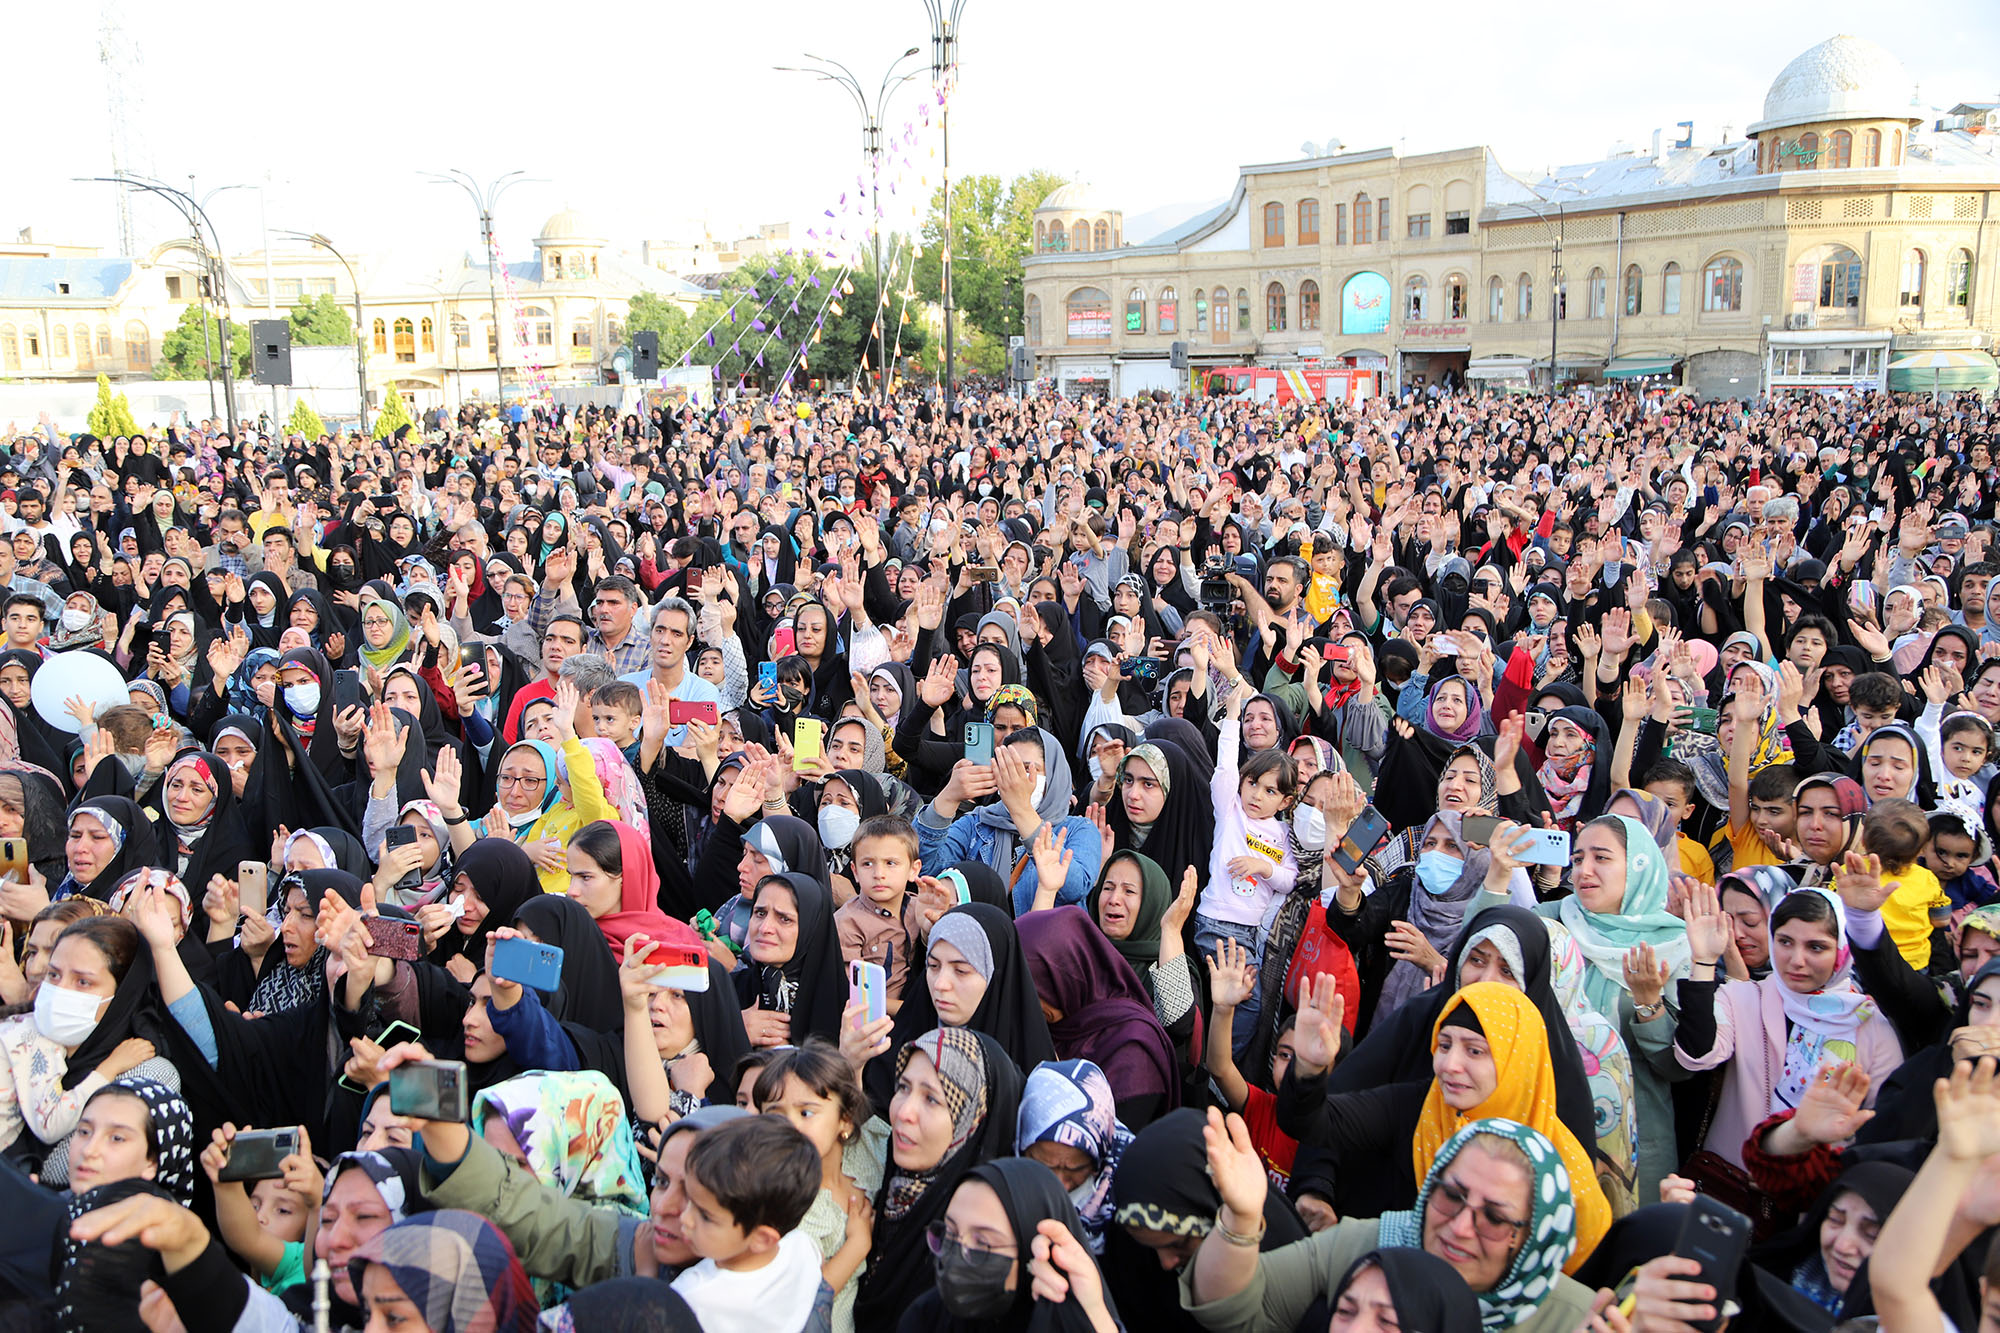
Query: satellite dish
33 651 131 733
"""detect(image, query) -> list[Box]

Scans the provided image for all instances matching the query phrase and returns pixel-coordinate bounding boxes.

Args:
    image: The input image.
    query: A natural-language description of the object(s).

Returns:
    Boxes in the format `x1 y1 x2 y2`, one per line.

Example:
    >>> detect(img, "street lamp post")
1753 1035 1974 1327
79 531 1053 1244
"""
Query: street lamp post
424 171 532 409
1520 180 1586 393
923 0 969 417
775 47 923 401
277 230 369 437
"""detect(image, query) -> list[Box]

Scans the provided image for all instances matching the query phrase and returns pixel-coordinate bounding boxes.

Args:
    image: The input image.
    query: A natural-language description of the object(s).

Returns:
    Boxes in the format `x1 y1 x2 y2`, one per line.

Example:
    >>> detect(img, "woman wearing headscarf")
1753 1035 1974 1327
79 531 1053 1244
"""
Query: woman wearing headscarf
1746 1161 1915 1326
1375 811 1493 1025
0 761 72 885
0 650 75 782
222 571 292 652
469 1068 648 1221
1015 1059 1132 1256
1084 850 1179 1001
54 798 162 902
1542 917 1640 1216
854 1027 1025 1331
734 870 846 1047
1103 739 1213 892
427 837 540 981
561 821 677 962
917 727 1100 917
1536 705 1612 832
345 1210 539 1333
478 723 615 896
1018 907 1180 1128
511 894 625 1033
149 750 254 895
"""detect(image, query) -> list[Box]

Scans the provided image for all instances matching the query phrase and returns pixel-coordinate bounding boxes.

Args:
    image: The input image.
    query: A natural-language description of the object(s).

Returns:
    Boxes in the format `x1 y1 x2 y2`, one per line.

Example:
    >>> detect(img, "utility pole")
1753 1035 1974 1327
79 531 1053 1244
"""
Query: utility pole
425 171 533 409
924 0 969 417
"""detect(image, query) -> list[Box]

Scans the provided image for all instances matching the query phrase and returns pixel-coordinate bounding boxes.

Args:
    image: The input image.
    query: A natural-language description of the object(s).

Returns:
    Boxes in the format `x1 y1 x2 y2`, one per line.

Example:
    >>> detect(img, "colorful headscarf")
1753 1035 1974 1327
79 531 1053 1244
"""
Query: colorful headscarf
578 736 647 828
1556 815 1692 1013
283 828 339 871
1536 717 1597 827
160 753 221 849
106 868 192 934
1543 918 1638 1216
1014 1058 1131 1254
1410 983 1610 1270
496 740 564 830
358 593 414 671
884 1027 991 1222
348 1210 537 1333
985 683 1039 726
1423 674 1487 745
1379 1119 1581 1331
470 1071 647 1215
1769 887 1874 1110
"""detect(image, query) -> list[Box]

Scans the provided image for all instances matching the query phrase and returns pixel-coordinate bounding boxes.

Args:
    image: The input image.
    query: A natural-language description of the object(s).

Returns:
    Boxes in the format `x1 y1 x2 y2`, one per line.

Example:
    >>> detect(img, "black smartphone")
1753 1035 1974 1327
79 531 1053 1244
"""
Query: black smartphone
333 668 364 712
1330 804 1392 875
388 1058 468 1122
216 1126 300 1183
1670 1196 1750 1333
384 824 423 892
1460 815 1501 847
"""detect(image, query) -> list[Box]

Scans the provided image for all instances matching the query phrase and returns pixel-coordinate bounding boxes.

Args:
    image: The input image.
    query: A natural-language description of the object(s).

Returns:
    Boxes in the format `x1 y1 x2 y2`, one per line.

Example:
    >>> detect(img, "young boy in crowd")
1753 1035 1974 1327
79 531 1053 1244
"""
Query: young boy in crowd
197 1125 319 1296
1925 804 1999 912
1861 797 1951 972
1204 937 1300 1193
590 680 645 764
671 1114 830 1333
1641 758 1715 882
834 815 925 1010
1836 672 1905 755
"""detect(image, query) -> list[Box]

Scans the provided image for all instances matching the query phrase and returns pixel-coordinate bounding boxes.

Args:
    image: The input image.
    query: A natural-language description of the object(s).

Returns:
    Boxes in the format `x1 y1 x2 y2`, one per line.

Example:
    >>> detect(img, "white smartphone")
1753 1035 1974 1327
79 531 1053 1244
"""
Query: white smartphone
1516 828 1572 867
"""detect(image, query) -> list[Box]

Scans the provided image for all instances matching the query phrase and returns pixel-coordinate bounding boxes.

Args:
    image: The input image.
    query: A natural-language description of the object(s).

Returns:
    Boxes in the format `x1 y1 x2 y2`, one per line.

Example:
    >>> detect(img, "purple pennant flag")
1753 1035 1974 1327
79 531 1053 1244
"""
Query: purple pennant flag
748 287 759 299
681 352 691 365
809 274 821 289
789 300 799 315
824 209 835 218
728 339 739 356
775 322 783 340
755 351 764 367
706 331 715 348
752 319 766 332
839 193 846 206
786 275 797 286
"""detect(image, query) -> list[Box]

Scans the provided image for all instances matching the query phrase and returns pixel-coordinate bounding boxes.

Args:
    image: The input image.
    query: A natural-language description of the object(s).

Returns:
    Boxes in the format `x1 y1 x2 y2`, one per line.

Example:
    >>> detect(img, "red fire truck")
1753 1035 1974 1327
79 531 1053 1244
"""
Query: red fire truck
1194 364 1380 406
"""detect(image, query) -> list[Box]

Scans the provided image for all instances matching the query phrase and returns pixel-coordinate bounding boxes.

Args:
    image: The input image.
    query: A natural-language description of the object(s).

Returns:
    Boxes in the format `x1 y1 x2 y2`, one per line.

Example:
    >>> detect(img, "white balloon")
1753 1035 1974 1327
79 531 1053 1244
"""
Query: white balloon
31 651 133 733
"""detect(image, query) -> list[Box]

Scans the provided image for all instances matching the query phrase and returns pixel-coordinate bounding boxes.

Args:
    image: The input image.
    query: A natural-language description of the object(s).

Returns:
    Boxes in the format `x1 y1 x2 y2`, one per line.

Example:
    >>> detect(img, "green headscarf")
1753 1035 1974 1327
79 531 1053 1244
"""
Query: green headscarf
1554 814 1691 1012
1378 1118 1579 1332
357 594 412 672
1086 850 1171 980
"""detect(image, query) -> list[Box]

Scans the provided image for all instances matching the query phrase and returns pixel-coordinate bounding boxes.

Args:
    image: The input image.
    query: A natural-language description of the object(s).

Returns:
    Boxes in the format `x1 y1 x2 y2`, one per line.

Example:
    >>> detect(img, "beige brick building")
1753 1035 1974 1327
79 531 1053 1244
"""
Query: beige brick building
1023 35 2000 402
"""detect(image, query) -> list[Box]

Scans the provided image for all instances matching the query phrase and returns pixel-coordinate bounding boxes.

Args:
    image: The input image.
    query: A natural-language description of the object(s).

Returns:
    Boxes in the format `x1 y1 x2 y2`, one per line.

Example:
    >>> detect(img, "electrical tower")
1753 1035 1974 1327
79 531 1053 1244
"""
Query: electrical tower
98 0 148 255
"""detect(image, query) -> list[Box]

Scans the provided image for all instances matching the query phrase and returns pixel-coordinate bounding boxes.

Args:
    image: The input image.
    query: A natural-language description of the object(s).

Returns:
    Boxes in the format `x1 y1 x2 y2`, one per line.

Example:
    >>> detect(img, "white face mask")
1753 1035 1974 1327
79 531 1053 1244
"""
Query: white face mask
60 607 93 631
817 804 860 850
1028 774 1047 811
1291 804 1327 851
1086 754 1104 783
34 981 105 1047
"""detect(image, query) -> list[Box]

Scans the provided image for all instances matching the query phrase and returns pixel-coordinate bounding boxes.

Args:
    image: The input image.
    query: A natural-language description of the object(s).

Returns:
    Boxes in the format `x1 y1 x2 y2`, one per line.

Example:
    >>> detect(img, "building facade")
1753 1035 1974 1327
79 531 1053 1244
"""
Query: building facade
1023 35 2000 401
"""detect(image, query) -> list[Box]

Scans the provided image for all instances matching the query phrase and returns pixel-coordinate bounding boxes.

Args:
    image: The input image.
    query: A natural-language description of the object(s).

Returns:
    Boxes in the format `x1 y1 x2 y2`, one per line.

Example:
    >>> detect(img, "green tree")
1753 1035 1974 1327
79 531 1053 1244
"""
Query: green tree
287 399 327 439
86 374 139 437
815 254 928 388
156 306 251 380
373 383 416 440
626 291 696 351
913 169 1066 345
288 293 354 347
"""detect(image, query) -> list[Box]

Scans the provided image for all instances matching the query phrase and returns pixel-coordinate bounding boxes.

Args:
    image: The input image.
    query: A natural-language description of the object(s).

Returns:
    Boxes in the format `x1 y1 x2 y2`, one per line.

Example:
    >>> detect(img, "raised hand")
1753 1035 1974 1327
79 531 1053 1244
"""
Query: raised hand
551 679 579 740
420 746 463 818
1290 972 1346 1078
1682 879 1732 966
1793 1060 1876 1144
1205 935 1257 1010
1162 866 1199 937
362 703 407 778
1836 850 1893 914
1621 942 1669 1008
917 654 957 709
1202 1106 1271 1227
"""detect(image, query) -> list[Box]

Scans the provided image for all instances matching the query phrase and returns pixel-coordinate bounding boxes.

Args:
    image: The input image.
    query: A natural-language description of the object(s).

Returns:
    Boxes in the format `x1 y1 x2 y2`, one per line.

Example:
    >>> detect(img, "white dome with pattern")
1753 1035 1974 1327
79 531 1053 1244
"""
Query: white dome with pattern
1037 181 1109 213
1748 35 1920 135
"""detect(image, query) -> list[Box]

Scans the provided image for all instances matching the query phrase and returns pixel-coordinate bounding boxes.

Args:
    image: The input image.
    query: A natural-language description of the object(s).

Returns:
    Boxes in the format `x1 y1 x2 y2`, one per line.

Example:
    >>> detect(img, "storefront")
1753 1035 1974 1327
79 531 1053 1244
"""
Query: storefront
1765 330 1891 394
1466 355 1535 392
1603 355 1682 385
1050 358 1114 396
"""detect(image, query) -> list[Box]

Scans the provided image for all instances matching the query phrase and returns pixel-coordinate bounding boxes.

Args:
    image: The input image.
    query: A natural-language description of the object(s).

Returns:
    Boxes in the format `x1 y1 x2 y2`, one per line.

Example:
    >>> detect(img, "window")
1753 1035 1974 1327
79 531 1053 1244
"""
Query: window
279 279 303 301
1300 279 1321 329
1830 130 1852 169
1214 287 1231 337
551 254 565 279
1488 276 1505 321
1354 194 1372 244
1035 221 1046 251
1378 197 1390 243
1072 222 1089 254
1299 199 1320 244
1518 275 1533 318
1335 203 1347 245
452 317 471 349
1445 210 1470 235
1158 287 1178 333
1818 247 1862 308
393 317 416 362
52 325 67 358
1703 256 1744 312
74 324 90 367
1194 289 1208 332
523 306 554 346
1892 130 1903 165
1066 287 1111 342
484 320 497 356
1237 290 1249 331
1404 275 1427 320
0 326 13 369
1445 275 1466 320
1048 220 1066 252
1623 264 1643 316
1266 282 1287 332
1264 202 1285 247
95 325 111 357
22 328 37 358
165 275 183 300
1948 250 1973 308
420 317 435 353
1026 295 1042 343
571 319 593 349
1407 213 1432 239
1662 262 1683 314
1864 129 1882 167
1126 287 1146 334
606 318 622 348
1586 268 1607 319
372 318 388 354
123 321 147 367
1798 132 1820 168
310 279 336 296
1094 220 1109 250
1900 250 1926 309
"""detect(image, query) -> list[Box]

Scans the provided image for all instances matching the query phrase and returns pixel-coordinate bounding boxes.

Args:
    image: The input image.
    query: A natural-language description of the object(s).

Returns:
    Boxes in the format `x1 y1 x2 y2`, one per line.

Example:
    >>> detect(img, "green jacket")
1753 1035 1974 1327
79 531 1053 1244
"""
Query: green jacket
1178 1216 1598 1333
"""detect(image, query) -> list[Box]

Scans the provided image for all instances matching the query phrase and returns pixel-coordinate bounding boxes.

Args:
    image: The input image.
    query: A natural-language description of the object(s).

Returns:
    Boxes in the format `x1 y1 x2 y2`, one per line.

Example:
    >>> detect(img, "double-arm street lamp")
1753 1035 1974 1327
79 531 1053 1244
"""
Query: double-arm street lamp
276 230 370 436
424 170 534 405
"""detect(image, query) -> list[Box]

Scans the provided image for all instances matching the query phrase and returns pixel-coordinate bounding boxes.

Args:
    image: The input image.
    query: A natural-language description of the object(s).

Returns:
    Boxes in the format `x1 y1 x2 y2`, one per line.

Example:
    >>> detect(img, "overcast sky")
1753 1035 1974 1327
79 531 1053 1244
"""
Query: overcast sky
12 0 1999 276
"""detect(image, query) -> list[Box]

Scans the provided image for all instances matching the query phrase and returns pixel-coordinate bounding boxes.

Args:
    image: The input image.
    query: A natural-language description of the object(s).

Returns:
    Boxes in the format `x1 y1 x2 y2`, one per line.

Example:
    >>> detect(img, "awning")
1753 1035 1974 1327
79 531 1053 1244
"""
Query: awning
1887 348 1998 393
1603 356 1679 380
1466 357 1534 381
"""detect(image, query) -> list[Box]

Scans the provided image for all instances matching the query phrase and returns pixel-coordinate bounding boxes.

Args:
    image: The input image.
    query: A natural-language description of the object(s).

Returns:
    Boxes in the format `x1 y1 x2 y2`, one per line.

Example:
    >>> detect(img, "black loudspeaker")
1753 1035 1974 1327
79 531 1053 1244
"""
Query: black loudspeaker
632 331 660 380
251 321 292 385
1169 340 1189 370
1009 345 1032 381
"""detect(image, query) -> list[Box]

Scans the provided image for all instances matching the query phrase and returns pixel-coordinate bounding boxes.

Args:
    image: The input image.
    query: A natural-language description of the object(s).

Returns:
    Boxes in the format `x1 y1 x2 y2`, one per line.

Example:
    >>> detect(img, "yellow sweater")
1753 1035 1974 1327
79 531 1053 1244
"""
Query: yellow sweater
485 736 614 896
1877 863 1948 970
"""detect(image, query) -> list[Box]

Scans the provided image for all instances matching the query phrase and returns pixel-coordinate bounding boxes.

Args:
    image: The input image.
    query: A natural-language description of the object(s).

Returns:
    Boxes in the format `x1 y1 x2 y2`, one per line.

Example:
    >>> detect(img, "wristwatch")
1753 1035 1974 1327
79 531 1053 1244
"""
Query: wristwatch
1632 1000 1666 1021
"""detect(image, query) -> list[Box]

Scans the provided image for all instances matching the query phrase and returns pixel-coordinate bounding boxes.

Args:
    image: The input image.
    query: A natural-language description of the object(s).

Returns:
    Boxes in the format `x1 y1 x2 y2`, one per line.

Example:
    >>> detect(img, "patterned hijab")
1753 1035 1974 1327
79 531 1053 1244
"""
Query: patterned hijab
103 1075 197 1205
1555 815 1692 1013
470 1070 648 1215
348 1210 538 1333
1543 918 1639 1217
1015 1058 1132 1254
1768 887 1874 1110
1380 811 1491 1019
884 1027 994 1222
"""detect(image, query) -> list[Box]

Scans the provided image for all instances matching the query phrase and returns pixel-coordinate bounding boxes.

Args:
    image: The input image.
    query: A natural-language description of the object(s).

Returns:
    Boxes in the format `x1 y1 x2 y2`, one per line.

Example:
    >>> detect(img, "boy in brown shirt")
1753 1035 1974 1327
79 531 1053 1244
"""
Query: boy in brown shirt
834 815 926 1011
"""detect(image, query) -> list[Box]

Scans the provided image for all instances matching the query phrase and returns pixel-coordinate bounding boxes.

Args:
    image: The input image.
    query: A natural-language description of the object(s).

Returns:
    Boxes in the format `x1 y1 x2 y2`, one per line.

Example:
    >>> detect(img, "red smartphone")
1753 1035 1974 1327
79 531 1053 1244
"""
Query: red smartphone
362 916 423 961
668 700 720 727
773 625 796 657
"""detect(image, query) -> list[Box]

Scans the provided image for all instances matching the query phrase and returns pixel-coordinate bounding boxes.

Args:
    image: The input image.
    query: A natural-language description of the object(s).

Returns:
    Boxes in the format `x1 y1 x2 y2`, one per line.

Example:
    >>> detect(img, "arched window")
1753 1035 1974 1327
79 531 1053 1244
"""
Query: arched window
1488 276 1505 321
1266 281 1287 332
1817 246 1862 309
1214 287 1230 338
1404 275 1427 320
123 320 148 367
1864 129 1883 167
1237 290 1250 331
1830 130 1852 169
1586 268 1607 319
0 326 15 369
1900 250 1927 309
372 318 388 354
1026 295 1042 343
1354 193 1373 245
1158 286 1178 334
52 325 67 358
1065 287 1111 343
1798 132 1820 168
1071 221 1089 254
1194 288 1208 333
550 254 564 280
1093 220 1109 250
523 306 553 346
392 317 416 361
1518 274 1533 318
74 324 90 368
1298 199 1320 244
1948 249 1974 308
1126 287 1147 335
571 320 593 354
95 325 111 357
606 317 622 347
1623 265 1644 316
1035 220 1046 251
420 317 435 353
1263 202 1285 247
451 317 470 349
1892 130 1903 164
1703 256 1744 312
1662 262 1683 314
1300 279 1321 329
1048 220 1066 252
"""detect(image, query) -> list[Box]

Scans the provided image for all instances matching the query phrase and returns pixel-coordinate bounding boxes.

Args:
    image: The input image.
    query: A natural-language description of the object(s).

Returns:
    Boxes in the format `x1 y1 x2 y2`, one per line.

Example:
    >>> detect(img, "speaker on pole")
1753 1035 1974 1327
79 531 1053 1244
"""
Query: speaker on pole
632 331 660 381
251 321 292 386
1169 341 1189 370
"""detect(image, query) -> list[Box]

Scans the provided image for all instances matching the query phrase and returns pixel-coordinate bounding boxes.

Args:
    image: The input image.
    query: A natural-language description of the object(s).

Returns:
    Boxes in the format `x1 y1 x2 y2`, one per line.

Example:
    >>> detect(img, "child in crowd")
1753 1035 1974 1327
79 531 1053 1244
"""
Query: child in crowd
833 815 925 1009
590 680 646 764
732 1049 782 1108
197 1123 320 1295
1916 695 1994 808
1925 804 2000 912
1837 672 1905 754
1640 759 1716 881
1862 797 1951 971
1203 937 1300 1192
671 1113 832 1333
1730 764 1799 871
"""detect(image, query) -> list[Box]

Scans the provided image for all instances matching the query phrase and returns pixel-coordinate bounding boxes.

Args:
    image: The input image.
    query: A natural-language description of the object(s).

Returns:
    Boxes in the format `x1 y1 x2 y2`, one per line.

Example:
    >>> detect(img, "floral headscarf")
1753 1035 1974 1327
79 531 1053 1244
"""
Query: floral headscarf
1556 815 1692 1012
349 1210 537 1333
1014 1059 1131 1254
985 683 1039 726
1543 918 1638 1216
884 1027 991 1221
106 868 192 934
470 1071 648 1215
1422 675 1486 745
1769 887 1874 1110
106 1075 197 1205
578 737 647 828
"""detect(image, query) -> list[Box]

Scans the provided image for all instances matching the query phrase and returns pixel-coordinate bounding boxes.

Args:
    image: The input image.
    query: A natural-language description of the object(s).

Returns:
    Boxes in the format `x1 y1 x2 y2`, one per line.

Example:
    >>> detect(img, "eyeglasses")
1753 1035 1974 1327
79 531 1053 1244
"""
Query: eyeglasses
497 773 547 790
925 1220 1016 1260
1431 1177 1527 1243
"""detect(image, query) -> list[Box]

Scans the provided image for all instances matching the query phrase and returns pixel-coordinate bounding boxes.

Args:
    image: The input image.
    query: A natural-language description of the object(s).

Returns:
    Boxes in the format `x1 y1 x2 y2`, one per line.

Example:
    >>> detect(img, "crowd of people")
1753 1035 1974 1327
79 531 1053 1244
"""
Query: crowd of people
0 379 1999 1332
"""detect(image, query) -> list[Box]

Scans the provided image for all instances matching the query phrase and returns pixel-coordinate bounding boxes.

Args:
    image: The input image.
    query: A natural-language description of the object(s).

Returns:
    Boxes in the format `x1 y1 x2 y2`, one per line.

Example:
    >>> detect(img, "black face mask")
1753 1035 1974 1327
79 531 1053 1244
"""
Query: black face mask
934 1237 1015 1320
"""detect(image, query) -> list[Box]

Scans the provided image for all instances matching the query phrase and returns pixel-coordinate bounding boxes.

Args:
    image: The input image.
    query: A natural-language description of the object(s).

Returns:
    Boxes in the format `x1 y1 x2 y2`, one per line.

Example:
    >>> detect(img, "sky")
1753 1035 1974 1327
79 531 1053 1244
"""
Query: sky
11 0 2000 278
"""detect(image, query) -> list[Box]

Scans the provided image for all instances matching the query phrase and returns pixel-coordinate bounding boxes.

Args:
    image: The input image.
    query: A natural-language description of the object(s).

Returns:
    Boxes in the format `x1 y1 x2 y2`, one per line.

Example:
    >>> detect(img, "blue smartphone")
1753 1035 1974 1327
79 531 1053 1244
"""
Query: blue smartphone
758 660 778 691
963 721 995 765
492 937 564 992
1516 828 1572 867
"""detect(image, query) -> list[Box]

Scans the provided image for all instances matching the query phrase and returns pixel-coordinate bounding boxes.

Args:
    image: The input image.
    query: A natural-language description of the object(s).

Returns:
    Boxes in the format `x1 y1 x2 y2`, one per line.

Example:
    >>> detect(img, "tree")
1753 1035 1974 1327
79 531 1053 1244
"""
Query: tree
86 374 139 437
373 383 416 440
814 255 928 388
913 169 1066 346
288 294 354 347
286 399 327 439
626 291 696 352
156 306 251 380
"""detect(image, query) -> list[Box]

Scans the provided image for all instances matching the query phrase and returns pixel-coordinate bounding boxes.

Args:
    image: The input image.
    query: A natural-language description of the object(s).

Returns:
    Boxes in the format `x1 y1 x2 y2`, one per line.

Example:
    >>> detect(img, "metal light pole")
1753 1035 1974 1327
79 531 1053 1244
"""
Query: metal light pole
923 0 968 416
1522 180 1585 393
425 170 533 408
277 230 369 437
775 47 924 401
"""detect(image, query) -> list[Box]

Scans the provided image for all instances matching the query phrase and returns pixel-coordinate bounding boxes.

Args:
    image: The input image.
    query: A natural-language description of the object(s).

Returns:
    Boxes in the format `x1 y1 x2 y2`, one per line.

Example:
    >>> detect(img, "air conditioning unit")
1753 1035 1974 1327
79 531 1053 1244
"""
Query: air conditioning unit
1786 313 1818 330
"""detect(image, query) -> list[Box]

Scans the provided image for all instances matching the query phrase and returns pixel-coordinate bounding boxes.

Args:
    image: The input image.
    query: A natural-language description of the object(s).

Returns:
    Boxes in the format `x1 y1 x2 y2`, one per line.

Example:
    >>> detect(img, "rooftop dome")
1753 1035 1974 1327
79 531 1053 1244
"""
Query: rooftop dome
535 208 606 245
1037 181 1111 213
1748 35 1921 136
